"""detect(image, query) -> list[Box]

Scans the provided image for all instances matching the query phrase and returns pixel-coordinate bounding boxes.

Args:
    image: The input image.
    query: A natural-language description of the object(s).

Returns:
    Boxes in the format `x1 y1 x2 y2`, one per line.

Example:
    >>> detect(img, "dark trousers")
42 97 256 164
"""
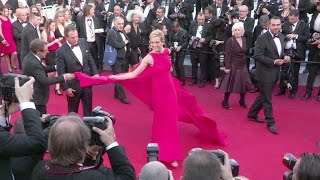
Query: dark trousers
208 54 220 80
128 48 140 65
111 58 128 99
190 51 208 82
35 105 46 116
248 81 276 126
67 87 93 116
88 41 102 70
306 63 320 93
279 62 300 94
173 53 185 82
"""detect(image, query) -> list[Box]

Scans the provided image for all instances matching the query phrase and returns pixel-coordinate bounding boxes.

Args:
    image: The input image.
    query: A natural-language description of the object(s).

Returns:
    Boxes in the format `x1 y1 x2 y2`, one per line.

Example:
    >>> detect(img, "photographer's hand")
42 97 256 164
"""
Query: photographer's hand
92 117 116 147
219 149 233 180
283 56 291 63
15 77 35 103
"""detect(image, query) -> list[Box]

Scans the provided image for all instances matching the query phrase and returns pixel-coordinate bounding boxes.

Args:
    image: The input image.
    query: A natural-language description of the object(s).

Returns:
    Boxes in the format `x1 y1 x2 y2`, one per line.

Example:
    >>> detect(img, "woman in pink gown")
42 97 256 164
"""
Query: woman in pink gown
75 30 226 166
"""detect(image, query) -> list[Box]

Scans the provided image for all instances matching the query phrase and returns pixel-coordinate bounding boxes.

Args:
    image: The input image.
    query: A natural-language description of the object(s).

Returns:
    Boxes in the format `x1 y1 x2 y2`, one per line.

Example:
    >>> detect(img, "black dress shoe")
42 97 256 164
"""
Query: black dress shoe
189 79 197 86
303 68 309 74
268 125 278 134
120 98 130 104
239 100 248 108
275 90 286 96
247 116 265 123
289 93 296 99
221 101 231 110
199 81 205 88
302 92 311 100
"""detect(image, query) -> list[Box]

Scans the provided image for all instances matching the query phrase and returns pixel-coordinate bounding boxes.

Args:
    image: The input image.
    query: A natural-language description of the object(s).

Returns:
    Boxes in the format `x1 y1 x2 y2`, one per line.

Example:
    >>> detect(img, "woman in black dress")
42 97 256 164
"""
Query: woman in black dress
220 22 253 110
124 9 145 66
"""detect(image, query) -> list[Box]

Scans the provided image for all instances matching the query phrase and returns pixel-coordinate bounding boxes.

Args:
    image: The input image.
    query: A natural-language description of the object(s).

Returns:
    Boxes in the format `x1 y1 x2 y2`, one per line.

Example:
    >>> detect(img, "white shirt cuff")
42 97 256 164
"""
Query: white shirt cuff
105 142 119 151
19 102 36 111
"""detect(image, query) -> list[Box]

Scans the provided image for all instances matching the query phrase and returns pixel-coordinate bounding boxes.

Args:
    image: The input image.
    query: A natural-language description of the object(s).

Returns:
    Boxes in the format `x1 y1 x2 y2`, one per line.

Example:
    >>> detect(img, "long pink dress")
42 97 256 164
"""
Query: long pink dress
0 17 16 55
75 48 226 162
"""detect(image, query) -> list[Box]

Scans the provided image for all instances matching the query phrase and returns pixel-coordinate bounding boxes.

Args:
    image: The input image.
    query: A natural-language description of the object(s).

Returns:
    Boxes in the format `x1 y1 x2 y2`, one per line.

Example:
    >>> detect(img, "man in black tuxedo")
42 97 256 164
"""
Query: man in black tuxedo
106 17 130 104
56 25 99 116
188 12 213 88
31 116 135 180
239 5 255 69
22 39 75 116
21 12 41 62
275 9 309 99
248 16 291 134
153 6 172 31
12 8 28 69
142 0 160 26
167 0 189 30
209 0 229 19
120 0 135 16
230 0 254 13
107 5 127 29
254 0 280 20
76 4 104 71
0 77 47 180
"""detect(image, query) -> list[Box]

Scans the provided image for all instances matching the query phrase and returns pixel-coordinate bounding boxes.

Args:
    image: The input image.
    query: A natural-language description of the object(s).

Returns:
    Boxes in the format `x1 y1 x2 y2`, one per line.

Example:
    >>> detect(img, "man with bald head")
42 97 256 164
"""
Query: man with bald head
32 115 135 180
139 161 173 180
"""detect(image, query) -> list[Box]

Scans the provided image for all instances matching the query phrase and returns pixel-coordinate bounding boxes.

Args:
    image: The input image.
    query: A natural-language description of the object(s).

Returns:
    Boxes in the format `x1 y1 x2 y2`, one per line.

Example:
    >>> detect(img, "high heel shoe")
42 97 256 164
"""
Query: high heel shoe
239 100 248 109
221 101 231 110
54 89 63 96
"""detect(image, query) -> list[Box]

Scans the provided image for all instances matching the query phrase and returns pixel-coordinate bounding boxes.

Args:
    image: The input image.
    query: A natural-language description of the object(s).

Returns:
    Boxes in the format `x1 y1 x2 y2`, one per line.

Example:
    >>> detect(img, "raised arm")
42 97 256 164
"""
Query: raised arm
110 54 153 80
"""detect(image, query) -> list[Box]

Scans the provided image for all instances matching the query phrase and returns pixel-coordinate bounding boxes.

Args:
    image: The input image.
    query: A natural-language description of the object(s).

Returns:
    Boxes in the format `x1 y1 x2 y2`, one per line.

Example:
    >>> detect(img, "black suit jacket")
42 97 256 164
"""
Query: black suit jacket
56 38 98 91
31 146 135 180
167 2 189 29
281 20 309 60
210 3 229 19
230 0 254 11
295 0 311 22
152 17 172 31
12 20 24 53
254 31 285 83
242 17 255 50
22 53 65 105
21 23 39 61
120 1 135 16
309 10 320 34
106 27 127 58
188 22 213 50
76 16 102 41
0 108 46 180
143 1 160 26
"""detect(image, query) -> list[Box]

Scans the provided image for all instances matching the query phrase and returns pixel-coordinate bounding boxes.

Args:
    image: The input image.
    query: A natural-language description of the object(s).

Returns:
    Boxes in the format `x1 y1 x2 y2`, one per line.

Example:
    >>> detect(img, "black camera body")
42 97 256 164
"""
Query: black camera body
189 37 203 49
147 143 159 162
92 106 116 122
282 153 297 180
0 73 30 102
83 116 108 146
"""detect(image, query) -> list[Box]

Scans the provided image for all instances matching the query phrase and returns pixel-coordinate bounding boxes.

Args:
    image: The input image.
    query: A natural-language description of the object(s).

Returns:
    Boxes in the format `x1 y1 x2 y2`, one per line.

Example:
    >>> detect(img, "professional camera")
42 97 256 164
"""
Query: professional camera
257 1 269 12
225 7 239 20
0 73 30 103
147 143 159 162
189 37 203 49
92 106 116 122
308 33 320 44
282 153 297 180
189 148 239 177
101 10 111 21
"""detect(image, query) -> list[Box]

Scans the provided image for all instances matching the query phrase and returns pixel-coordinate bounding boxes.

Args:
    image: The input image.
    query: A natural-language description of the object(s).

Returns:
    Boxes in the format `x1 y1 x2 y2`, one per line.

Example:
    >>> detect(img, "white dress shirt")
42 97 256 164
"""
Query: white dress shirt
68 42 83 66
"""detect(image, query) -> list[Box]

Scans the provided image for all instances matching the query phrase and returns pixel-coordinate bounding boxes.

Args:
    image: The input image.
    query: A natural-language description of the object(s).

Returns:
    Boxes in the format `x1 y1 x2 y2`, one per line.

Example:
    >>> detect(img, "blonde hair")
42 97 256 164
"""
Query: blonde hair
126 9 145 23
149 29 165 43
232 22 245 36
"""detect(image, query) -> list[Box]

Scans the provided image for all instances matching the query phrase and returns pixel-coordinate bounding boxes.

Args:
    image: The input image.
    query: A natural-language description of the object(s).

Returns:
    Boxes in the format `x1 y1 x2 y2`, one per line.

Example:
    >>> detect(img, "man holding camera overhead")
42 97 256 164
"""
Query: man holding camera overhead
0 76 47 180
31 115 136 180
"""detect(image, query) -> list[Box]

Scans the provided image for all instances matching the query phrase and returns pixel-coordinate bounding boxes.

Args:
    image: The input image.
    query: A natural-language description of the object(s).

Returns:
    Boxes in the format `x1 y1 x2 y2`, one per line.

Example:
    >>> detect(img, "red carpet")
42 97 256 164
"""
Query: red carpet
8 70 320 179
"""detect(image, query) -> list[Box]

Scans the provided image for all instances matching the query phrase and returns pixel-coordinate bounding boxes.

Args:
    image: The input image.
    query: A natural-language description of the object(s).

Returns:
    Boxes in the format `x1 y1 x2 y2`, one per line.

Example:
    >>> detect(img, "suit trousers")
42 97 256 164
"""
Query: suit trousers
279 62 300 94
207 53 220 81
67 87 93 116
111 58 128 99
173 53 185 82
190 50 208 82
306 63 320 93
128 48 140 65
87 41 101 70
248 81 276 125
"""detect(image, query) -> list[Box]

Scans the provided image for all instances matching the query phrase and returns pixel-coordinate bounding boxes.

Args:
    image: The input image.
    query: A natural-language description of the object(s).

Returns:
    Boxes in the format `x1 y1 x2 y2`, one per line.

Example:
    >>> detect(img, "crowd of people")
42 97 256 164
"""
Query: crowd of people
0 0 320 179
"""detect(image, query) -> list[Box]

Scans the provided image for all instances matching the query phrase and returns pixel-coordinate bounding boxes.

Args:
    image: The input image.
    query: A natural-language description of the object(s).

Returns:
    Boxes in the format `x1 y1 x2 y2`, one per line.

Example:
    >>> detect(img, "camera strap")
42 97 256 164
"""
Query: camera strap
45 161 99 174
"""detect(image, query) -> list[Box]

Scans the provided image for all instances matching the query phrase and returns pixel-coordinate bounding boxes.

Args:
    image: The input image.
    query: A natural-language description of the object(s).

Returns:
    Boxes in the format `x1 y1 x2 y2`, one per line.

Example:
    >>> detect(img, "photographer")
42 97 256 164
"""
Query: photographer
292 153 320 180
254 0 280 20
169 21 188 86
31 115 135 180
167 0 189 30
0 77 47 180
181 149 247 180
139 161 174 180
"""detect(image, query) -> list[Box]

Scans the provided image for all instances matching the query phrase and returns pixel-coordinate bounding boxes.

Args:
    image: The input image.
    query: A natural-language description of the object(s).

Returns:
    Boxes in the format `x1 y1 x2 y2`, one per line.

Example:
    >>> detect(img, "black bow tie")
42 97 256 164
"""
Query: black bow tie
273 34 279 39
217 6 221 8
239 19 245 22
71 44 79 49
198 24 204 26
